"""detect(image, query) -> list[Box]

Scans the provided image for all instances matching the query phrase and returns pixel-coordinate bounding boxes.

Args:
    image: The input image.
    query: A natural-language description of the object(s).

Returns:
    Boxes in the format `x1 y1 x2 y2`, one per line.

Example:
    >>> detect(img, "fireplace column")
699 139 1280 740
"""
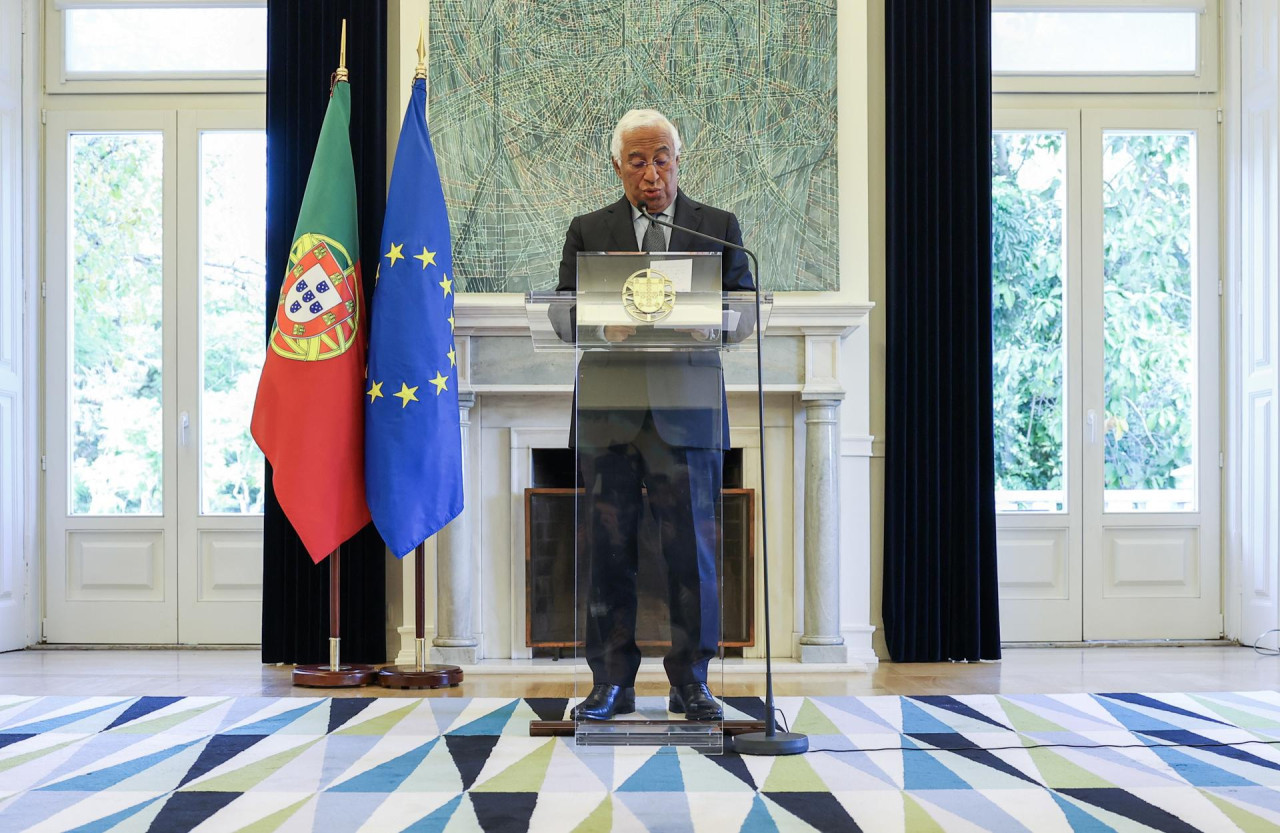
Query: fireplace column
432 391 477 665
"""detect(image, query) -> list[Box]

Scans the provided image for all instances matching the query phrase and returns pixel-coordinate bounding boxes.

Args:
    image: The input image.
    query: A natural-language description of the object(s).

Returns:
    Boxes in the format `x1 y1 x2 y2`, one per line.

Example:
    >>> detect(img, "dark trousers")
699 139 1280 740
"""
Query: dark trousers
577 413 722 687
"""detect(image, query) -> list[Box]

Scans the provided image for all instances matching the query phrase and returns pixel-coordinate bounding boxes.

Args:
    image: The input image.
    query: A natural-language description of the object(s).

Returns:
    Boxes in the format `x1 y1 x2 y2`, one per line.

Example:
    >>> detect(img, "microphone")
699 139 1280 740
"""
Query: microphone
637 203 806 756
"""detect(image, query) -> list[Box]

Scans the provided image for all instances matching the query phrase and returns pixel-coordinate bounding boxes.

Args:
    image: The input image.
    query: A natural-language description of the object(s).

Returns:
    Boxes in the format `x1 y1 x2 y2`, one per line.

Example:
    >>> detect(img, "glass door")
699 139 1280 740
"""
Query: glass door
994 109 1222 641
992 111 1084 641
44 108 265 644
176 111 266 644
1081 110 1221 639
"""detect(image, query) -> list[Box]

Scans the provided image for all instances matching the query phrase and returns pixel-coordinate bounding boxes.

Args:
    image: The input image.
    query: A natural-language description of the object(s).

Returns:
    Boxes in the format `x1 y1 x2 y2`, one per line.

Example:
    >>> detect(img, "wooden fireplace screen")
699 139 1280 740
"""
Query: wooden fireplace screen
524 488 755 648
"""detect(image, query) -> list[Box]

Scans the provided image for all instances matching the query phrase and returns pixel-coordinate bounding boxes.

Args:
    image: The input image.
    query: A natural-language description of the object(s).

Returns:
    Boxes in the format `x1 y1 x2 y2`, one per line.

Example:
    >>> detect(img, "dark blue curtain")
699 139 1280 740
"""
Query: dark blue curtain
261 1 387 664
883 0 1001 662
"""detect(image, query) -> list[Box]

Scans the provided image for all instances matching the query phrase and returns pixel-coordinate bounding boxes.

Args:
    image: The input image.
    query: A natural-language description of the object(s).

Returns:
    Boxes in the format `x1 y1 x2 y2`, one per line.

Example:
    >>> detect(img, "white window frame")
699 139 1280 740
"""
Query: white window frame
993 0 1219 94
45 0 267 95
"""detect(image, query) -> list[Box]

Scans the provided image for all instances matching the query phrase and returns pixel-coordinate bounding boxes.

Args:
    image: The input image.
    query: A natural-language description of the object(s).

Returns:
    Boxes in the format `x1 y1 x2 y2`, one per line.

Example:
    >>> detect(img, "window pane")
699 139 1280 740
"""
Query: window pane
1102 131 1196 513
992 132 1067 513
65 7 266 76
200 131 266 515
70 133 164 515
993 12 1198 74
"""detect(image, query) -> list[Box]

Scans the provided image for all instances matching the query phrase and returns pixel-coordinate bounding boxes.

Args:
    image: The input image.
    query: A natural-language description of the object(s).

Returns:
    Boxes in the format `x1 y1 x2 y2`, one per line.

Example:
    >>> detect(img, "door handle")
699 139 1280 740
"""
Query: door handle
180 411 190 447
1086 410 1096 444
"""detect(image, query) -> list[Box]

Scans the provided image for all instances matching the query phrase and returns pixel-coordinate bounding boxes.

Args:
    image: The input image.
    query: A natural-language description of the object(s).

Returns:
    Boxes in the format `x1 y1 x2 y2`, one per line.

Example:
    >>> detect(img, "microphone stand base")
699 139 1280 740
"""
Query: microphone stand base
728 730 809 756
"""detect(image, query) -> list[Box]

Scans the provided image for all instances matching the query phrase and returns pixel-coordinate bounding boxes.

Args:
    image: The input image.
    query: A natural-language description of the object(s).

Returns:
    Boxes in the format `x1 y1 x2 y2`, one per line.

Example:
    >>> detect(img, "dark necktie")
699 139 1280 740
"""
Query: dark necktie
642 215 666 252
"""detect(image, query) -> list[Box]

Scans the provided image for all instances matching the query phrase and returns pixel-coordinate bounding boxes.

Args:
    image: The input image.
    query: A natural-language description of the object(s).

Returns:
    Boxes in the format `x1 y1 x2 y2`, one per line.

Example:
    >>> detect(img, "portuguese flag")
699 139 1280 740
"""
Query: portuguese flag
251 77 371 562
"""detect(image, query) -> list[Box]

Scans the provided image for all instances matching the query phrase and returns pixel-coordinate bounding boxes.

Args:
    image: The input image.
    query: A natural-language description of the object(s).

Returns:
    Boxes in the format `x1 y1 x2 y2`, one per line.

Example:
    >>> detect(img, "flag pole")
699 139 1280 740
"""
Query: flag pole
376 23 463 691
292 545 378 686
289 20 375 689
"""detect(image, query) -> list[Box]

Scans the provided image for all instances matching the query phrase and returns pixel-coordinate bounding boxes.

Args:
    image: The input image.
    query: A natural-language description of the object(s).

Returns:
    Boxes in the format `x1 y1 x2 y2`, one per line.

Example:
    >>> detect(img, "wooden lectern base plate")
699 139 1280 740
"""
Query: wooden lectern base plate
529 719 765 737
292 664 377 688
377 664 464 690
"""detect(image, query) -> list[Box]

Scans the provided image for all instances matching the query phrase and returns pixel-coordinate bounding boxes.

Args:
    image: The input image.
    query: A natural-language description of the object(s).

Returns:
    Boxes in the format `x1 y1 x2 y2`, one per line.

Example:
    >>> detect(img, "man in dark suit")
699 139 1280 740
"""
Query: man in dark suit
559 109 753 721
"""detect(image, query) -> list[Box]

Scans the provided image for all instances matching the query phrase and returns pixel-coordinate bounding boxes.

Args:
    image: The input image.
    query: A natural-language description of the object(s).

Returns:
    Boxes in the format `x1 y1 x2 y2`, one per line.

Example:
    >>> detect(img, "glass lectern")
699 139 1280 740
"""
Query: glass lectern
526 252 769 752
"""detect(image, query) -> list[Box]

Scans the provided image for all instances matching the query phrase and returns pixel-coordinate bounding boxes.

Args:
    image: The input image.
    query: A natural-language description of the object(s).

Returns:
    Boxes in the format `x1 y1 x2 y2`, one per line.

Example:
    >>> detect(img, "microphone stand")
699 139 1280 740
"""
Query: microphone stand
640 204 807 756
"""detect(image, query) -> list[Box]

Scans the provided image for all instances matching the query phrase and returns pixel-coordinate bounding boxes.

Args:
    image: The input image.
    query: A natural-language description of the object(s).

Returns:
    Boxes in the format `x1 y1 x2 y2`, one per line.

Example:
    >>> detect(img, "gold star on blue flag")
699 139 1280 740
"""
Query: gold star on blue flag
364 77 463 557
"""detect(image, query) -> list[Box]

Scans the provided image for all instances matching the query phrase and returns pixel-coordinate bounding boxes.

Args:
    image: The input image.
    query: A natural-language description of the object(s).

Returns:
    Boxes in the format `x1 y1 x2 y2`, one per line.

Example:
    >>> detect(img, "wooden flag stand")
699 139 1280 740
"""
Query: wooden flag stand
292 547 378 687
378 544 463 689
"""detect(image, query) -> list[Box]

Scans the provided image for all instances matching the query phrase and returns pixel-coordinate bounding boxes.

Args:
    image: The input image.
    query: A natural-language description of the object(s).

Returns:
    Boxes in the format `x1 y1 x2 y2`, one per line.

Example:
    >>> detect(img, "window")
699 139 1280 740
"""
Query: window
48 1 267 93
992 1 1215 93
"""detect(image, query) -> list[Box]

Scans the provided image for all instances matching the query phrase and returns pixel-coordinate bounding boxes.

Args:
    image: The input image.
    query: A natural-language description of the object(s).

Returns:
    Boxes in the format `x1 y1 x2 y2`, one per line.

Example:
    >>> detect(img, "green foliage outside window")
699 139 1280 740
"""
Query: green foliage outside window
991 131 1194 500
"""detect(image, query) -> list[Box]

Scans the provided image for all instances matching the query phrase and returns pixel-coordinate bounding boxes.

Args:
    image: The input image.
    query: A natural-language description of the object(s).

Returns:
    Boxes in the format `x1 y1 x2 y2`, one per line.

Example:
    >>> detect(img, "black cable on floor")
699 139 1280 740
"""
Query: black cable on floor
805 737 1280 754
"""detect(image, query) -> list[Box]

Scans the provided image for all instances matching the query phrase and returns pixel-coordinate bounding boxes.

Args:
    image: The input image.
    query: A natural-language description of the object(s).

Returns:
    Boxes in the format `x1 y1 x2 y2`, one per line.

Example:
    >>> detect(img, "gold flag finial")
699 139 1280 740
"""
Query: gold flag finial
414 19 426 80
334 19 349 84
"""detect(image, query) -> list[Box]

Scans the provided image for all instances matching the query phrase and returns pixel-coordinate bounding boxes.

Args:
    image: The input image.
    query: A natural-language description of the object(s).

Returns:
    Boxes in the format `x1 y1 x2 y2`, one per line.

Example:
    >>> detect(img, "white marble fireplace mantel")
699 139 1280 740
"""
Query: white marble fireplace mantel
387 293 879 671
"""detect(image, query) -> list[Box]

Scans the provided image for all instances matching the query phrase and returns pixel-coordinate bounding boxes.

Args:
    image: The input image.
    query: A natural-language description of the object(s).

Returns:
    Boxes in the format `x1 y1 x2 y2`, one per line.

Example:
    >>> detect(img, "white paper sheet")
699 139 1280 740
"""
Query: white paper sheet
656 258 693 293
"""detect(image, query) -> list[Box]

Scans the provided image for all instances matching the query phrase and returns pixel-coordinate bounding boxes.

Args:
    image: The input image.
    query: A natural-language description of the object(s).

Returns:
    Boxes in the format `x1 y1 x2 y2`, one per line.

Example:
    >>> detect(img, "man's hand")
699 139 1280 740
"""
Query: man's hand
677 327 720 341
604 325 637 342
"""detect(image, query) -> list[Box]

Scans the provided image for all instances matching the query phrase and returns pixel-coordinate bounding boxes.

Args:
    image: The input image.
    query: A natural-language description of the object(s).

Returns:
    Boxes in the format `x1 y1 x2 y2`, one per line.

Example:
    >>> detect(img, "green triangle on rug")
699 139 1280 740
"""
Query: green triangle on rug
570 795 611 833
233 795 314 833
759 753 828 793
469 737 556 793
334 701 422 736
110 700 224 735
902 793 948 833
1027 745 1115 789
180 737 323 792
791 700 843 736
997 696 1070 733
1190 694 1280 730
1199 787 1280 832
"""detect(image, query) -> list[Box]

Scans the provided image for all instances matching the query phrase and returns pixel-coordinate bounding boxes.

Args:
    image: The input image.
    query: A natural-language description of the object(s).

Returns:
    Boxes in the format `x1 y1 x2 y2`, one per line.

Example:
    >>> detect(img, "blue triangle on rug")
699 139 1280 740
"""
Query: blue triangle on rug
178 734 265 787
146 791 241 833
617 747 684 792
103 696 183 731
1049 792 1117 833
0 733 33 751
1141 729 1280 772
65 795 167 833
901 737 971 790
444 734 501 791
448 700 519 736
764 791 863 832
739 794 778 832
327 697 375 734
899 698 959 734
329 736 439 792
1101 693 1233 727
1059 787 1205 833
469 791 538 833
39 738 203 791
913 695 1013 730
401 793 464 833
224 701 325 735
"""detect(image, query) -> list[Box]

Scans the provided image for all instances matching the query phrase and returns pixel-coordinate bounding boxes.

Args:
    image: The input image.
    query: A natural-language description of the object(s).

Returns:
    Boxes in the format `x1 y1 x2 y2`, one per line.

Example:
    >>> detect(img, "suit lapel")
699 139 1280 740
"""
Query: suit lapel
605 197 638 251
668 191 703 252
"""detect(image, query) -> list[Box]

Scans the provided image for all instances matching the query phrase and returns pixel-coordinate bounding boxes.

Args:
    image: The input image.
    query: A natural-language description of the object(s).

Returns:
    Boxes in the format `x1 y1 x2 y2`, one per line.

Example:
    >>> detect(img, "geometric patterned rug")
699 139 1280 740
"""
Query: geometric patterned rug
2 692 1280 832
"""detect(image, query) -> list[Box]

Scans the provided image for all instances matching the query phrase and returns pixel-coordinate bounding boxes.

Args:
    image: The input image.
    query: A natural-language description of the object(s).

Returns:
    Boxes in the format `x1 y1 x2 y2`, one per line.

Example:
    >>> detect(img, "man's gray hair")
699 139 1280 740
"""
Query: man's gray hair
610 109 682 164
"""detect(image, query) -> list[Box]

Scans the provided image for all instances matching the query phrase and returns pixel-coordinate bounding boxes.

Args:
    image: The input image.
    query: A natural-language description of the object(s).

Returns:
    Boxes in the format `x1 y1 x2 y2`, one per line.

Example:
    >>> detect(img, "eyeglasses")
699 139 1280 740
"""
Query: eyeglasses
626 155 673 173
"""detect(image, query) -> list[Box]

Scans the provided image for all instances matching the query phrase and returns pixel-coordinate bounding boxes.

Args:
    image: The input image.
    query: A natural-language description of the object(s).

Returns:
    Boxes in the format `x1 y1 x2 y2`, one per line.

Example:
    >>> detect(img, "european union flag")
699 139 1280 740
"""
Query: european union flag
365 77 463 557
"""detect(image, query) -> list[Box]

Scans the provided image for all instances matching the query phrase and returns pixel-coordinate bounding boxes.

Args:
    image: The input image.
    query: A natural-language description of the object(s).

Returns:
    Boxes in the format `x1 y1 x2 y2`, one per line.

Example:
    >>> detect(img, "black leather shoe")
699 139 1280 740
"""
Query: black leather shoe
668 683 723 721
570 684 636 720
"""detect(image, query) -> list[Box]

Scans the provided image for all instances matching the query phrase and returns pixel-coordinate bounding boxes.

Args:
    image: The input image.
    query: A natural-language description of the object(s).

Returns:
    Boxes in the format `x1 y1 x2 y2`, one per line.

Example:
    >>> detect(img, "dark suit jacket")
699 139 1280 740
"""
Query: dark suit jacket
557 191 754 449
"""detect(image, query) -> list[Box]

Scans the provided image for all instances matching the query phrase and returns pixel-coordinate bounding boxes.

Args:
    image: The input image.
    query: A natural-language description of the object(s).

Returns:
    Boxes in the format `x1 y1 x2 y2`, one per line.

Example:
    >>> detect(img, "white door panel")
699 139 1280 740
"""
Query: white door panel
1239 0 1280 648
0 0 26 651
44 110 179 642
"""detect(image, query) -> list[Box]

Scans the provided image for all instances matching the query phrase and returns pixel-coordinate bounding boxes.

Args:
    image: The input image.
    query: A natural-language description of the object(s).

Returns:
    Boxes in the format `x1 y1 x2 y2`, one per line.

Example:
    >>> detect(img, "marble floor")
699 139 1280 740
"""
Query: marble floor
0 645 1276 699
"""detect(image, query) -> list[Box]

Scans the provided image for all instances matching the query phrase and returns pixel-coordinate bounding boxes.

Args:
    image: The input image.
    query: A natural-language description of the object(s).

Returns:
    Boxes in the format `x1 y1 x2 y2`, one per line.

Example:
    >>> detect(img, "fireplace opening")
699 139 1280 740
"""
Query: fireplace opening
525 448 753 660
